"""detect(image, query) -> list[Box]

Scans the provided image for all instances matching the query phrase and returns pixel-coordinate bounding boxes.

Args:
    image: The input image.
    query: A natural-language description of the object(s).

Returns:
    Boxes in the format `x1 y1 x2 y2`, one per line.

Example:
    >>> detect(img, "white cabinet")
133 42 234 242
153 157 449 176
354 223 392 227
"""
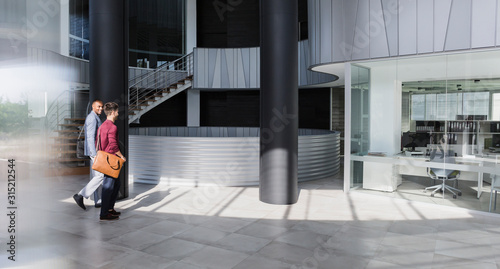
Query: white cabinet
362 161 402 192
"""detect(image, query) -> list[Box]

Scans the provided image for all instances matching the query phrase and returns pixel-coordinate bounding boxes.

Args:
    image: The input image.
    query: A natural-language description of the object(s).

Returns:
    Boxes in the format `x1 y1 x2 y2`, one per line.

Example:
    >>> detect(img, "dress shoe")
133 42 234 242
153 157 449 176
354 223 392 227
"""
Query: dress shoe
109 209 121 216
95 203 102 208
73 194 86 210
99 213 119 221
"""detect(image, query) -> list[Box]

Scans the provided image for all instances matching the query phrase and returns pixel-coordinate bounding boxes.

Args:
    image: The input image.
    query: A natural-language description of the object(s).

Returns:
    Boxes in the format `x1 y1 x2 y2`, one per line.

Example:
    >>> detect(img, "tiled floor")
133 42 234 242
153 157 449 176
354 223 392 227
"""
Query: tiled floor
359 175 500 213
1 161 500 268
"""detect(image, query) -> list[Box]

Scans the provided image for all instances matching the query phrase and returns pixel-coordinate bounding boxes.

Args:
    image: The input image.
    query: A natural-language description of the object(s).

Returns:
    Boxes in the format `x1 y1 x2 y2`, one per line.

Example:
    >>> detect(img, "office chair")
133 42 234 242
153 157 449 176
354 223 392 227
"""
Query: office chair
489 175 500 212
424 157 462 199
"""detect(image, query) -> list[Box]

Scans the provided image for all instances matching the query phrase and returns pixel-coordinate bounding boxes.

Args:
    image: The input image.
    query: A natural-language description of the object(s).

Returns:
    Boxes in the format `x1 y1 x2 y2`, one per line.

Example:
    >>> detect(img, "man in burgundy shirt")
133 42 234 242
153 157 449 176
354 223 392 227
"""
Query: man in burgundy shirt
98 102 126 220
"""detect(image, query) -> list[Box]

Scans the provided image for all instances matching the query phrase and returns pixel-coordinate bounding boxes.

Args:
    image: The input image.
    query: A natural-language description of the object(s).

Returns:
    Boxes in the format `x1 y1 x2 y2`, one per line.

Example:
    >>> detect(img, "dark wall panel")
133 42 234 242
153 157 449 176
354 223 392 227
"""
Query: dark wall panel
201 90 260 126
196 0 307 47
199 89 330 129
132 92 187 127
299 88 330 129
197 0 260 48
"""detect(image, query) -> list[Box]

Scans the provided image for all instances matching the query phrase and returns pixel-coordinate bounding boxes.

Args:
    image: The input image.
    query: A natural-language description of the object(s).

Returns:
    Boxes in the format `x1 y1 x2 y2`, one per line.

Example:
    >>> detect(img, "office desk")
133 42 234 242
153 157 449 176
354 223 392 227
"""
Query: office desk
351 154 500 198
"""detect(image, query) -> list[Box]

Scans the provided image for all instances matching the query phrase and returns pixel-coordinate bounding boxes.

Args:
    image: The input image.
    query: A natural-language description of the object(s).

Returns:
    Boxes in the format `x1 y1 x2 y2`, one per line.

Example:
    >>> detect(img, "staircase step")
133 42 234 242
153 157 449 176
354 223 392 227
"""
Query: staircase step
49 158 86 163
65 118 85 121
45 166 90 177
54 130 83 133
51 136 80 140
53 143 78 147
50 150 77 154
58 123 84 127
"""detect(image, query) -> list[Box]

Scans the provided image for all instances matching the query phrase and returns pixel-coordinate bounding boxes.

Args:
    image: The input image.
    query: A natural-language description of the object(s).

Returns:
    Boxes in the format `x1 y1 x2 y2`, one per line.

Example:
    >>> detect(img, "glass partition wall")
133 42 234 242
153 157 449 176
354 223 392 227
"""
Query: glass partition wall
348 50 500 213
350 65 370 189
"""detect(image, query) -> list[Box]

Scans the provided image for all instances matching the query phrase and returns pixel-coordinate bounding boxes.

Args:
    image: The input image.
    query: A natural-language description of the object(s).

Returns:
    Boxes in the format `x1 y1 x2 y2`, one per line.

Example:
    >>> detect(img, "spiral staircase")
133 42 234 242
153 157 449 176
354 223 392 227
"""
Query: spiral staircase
128 53 193 124
45 53 193 176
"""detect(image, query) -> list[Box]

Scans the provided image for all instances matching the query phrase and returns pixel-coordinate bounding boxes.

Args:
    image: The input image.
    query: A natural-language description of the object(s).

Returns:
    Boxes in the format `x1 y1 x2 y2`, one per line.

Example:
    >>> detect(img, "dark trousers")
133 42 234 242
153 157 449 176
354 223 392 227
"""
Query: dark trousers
100 175 120 217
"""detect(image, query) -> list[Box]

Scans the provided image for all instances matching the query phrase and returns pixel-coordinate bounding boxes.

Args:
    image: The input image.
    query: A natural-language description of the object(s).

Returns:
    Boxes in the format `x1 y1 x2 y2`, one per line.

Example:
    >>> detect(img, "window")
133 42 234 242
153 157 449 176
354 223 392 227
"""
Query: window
436 93 458 120
411 94 425 120
411 92 490 120
492 93 500 120
463 92 489 117
69 0 89 60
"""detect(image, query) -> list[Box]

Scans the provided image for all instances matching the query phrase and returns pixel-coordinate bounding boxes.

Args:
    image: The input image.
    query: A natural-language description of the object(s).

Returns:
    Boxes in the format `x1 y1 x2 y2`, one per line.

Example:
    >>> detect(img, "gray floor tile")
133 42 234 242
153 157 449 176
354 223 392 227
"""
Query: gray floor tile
199 217 253 232
175 226 229 244
108 230 170 250
291 220 344 236
374 244 435 268
181 246 248 269
432 253 497 269
139 219 194 237
233 254 293 269
275 230 330 249
235 222 289 239
142 238 205 260
214 233 271 254
165 261 204 269
113 214 164 230
258 242 314 265
435 240 498 263
98 250 175 269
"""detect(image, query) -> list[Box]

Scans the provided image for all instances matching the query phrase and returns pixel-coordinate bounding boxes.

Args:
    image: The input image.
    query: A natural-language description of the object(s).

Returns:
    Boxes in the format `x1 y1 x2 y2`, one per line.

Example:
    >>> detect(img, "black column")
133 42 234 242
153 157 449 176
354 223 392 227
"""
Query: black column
259 0 298 204
89 0 129 199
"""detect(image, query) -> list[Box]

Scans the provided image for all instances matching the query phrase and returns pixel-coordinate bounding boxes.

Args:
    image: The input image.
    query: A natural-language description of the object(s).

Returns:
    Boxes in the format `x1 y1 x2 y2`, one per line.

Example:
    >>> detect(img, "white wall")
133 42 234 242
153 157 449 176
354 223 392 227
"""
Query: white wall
26 0 63 54
185 0 197 54
59 0 69 56
369 64 401 155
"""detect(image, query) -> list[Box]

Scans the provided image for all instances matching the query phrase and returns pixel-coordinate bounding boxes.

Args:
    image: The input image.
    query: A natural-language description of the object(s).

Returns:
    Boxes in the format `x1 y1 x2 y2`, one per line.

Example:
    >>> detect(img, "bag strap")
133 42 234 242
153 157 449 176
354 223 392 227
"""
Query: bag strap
95 126 101 152
77 125 84 140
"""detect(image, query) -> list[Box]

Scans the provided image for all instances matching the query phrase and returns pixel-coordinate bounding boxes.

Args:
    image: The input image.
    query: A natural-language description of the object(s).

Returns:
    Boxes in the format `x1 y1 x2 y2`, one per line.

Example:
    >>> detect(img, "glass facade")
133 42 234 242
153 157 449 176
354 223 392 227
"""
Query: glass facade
129 0 186 68
69 0 89 59
348 50 500 212
69 0 186 67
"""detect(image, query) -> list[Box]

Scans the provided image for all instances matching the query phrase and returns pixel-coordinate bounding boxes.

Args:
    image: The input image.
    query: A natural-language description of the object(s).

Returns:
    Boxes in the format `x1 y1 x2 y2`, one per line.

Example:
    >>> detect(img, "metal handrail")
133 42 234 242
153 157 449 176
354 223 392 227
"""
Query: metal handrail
128 52 193 114
45 89 88 138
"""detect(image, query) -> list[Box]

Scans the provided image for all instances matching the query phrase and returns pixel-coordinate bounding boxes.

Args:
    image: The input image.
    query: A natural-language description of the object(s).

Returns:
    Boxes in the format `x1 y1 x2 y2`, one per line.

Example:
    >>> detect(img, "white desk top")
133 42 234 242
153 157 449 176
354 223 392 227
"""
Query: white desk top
351 153 500 175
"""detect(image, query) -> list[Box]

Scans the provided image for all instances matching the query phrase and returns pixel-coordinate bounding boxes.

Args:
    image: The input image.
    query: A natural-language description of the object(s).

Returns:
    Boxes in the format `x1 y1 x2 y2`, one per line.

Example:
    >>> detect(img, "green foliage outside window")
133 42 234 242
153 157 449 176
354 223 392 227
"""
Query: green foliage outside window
0 97 28 137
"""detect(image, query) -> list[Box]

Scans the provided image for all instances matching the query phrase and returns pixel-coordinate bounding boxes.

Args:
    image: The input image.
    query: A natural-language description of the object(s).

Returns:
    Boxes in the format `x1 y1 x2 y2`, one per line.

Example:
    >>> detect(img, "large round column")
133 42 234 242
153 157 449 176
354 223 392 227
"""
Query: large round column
259 0 299 204
89 0 129 199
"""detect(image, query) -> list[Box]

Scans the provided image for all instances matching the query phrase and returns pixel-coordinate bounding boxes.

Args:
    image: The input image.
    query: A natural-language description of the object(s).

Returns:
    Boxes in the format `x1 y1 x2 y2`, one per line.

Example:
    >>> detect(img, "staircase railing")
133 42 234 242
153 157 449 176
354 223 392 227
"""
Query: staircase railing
45 90 88 137
128 52 193 113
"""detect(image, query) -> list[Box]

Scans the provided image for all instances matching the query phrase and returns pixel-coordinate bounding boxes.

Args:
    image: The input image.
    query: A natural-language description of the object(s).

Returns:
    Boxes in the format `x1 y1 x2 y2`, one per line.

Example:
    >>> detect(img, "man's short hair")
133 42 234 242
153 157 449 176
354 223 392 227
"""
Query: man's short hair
92 99 103 106
104 102 119 116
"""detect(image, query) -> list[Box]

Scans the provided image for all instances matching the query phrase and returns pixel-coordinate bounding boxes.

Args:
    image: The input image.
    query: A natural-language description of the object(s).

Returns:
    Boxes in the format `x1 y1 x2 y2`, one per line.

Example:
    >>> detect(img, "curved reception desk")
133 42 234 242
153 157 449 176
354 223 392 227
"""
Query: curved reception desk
129 127 340 186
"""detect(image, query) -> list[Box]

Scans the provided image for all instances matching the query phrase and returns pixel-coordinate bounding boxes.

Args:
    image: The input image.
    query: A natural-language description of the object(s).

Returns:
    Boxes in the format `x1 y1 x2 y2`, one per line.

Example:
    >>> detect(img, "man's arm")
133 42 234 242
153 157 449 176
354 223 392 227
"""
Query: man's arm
106 125 120 154
85 114 98 157
106 125 125 161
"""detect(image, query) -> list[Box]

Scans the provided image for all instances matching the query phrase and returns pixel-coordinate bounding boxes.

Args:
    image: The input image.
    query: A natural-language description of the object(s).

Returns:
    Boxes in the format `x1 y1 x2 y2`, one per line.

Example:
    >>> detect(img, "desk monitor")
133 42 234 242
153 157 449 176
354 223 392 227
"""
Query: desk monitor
492 134 500 148
402 132 430 151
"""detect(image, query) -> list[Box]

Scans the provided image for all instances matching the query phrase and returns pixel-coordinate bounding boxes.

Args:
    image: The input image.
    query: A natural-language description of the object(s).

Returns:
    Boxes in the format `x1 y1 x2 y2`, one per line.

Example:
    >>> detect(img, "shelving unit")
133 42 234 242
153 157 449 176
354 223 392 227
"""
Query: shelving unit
411 118 500 155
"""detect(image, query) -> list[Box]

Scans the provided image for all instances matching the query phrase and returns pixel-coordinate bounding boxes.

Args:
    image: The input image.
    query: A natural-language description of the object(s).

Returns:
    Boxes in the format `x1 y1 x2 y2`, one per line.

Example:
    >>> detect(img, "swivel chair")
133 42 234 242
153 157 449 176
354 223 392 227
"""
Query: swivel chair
424 156 462 199
489 175 500 212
